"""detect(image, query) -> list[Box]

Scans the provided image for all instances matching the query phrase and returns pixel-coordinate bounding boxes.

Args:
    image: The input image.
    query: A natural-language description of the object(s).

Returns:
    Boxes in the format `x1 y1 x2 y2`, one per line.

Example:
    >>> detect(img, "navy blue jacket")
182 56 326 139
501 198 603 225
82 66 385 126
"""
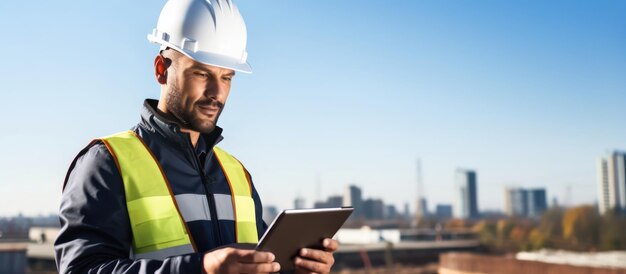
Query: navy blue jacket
55 99 268 273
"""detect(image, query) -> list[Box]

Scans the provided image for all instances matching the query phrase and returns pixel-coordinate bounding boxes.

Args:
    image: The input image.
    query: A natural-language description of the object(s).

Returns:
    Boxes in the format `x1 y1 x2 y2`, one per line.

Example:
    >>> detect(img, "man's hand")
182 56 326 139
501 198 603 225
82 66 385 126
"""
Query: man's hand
294 238 339 274
202 245 280 274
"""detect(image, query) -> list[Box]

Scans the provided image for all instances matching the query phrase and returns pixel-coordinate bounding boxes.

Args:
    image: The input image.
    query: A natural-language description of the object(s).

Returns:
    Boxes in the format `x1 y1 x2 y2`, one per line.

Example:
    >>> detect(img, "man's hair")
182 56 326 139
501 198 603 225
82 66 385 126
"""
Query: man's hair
160 47 183 67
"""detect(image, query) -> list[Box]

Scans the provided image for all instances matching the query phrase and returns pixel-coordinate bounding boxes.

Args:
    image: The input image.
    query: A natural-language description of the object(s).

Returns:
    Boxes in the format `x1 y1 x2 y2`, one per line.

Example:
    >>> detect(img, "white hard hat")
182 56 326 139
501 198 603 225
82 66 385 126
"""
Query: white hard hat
148 0 251 73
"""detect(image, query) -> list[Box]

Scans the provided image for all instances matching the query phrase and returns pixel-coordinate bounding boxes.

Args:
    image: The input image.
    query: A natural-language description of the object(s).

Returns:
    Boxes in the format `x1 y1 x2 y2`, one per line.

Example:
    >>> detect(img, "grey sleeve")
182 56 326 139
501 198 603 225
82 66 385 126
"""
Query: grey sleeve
54 142 203 274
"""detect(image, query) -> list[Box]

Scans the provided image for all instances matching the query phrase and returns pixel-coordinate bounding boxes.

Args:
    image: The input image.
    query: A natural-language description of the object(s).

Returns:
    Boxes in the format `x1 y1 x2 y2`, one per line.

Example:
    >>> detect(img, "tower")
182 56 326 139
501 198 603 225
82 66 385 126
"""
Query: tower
344 185 363 218
454 169 478 219
597 151 626 214
416 158 428 220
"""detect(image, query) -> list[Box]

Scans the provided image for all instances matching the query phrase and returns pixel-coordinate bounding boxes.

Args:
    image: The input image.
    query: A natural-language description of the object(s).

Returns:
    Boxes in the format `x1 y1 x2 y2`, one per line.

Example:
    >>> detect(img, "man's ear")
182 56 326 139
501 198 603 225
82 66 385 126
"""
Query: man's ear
154 55 169 85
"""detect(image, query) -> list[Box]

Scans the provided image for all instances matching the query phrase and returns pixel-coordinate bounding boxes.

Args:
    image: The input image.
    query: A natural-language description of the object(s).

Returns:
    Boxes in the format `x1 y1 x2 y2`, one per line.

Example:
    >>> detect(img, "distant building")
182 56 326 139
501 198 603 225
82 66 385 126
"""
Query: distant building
0 243 27 274
527 189 547 217
435 204 453 219
327 195 343 208
505 187 547 218
313 195 343 209
597 151 626 215
313 201 326 208
505 188 528 216
0 214 32 239
262 205 279 224
404 202 410 220
551 196 559 208
385 204 398 219
416 198 428 219
344 185 363 218
363 198 384 220
294 196 306 209
454 169 479 219
480 210 507 219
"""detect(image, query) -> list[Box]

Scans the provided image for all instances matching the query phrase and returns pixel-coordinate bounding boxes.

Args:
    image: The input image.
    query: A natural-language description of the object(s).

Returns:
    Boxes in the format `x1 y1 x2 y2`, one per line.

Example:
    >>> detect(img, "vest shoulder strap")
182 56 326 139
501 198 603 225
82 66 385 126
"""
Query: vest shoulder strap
100 130 195 257
213 146 259 243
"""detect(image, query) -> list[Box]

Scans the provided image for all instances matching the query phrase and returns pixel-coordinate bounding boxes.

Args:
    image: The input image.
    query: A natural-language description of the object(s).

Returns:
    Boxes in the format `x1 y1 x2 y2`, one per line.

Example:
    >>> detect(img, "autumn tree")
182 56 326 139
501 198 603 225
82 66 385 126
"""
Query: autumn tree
562 205 600 250
528 228 547 250
445 219 467 230
472 220 497 246
535 207 564 249
599 209 626 251
496 219 513 244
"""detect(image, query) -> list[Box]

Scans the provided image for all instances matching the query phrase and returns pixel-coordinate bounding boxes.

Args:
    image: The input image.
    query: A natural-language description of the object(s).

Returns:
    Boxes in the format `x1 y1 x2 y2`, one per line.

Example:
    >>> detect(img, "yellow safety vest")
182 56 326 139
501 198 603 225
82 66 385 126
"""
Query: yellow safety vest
100 130 258 260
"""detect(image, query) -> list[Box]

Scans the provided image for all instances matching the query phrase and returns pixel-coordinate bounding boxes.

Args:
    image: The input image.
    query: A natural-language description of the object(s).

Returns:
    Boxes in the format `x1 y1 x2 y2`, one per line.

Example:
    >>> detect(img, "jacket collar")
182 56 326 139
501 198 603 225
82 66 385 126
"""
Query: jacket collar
140 99 223 152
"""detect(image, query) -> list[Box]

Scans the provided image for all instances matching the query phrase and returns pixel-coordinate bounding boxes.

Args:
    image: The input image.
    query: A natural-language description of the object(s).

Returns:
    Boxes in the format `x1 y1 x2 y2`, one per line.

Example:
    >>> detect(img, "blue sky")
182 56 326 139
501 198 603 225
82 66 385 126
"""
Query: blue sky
0 0 625 216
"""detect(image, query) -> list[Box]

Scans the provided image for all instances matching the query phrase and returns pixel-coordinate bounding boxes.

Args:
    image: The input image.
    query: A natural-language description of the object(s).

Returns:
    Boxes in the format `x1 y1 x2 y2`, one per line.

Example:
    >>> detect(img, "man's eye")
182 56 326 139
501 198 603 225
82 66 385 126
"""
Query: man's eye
194 72 209 78
222 77 232 81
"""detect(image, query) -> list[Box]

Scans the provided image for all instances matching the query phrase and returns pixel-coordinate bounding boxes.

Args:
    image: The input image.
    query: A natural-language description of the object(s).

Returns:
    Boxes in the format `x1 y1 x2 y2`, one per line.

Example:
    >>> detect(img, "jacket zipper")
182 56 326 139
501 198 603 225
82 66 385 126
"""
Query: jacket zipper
185 136 223 247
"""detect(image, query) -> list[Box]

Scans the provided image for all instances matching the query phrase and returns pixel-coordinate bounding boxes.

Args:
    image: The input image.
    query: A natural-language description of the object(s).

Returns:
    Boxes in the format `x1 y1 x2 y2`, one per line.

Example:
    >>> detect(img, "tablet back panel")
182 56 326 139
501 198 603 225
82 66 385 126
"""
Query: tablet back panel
256 207 353 271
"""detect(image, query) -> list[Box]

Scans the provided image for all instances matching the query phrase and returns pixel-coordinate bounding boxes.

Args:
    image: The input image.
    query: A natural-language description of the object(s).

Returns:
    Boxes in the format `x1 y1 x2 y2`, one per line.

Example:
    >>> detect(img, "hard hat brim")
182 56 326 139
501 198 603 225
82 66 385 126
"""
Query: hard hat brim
148 34 252 74
187 50 252 74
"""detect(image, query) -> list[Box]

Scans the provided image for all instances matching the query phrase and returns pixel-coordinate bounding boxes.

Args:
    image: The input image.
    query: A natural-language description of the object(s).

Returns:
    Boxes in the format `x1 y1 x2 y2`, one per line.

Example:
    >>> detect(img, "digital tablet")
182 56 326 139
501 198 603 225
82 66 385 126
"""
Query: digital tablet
256 207 353 271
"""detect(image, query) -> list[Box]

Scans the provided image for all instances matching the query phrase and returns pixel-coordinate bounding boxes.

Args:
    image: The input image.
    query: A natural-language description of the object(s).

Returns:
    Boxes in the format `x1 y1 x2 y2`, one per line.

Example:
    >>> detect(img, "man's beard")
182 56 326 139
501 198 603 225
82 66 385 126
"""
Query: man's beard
165 79 223 134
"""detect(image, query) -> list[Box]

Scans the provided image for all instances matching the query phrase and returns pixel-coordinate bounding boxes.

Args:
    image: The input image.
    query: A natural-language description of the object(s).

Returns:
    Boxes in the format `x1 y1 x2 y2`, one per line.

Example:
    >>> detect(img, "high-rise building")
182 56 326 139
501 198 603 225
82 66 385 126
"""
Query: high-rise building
598 158 610 214
527 189 547 217
404 202 410 220
344 185 363 218
435 204 453 219
416 198 428 219
597 151 626 214
415 159 428 220
363 198 384 220
454 169 479 219
551 196 559 208
327 195 343 208
313 195 343 209
385 204 398 219
294 196 306 209
505 188 528 216
504 187 547 218
313 201 327 208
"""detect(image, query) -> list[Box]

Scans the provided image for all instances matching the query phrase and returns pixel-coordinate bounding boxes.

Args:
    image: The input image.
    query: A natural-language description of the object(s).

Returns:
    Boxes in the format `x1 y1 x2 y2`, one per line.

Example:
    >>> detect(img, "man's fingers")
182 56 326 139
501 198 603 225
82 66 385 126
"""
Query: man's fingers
204 247 280 274
233 249 280 273
293 239 338 273
295 256 330 273
322 238 339 252
239 261 281 273
300 248 333 264
237 249 276 263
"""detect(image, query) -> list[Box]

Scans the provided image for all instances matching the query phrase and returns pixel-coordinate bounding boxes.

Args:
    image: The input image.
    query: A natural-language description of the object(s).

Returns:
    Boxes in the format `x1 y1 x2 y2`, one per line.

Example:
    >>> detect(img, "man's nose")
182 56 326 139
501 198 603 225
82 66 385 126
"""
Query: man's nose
204 77 227 99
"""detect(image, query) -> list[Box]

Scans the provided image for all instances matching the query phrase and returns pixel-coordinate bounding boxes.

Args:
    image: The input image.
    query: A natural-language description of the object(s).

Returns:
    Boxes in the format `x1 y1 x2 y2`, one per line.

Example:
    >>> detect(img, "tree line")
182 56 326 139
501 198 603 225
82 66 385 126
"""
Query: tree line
448 205 626 252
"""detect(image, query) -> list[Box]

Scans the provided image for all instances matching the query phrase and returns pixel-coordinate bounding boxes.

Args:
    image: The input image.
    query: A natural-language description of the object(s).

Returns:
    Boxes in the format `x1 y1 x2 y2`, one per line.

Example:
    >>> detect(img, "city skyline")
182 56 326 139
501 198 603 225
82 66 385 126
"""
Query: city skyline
0 160 613 218
1 1 625 215
0 153 619 217
283 172 551 220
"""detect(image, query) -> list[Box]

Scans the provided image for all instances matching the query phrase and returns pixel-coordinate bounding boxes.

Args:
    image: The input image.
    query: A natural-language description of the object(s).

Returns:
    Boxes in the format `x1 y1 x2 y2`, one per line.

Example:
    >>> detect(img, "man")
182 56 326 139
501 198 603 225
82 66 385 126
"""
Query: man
54 0 339 273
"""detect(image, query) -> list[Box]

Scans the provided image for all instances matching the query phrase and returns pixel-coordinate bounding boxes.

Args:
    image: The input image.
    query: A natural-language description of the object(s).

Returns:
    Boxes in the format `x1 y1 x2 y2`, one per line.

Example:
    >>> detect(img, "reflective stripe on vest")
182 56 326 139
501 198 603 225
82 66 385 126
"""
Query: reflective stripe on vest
100 130 195 259
213 147 259 243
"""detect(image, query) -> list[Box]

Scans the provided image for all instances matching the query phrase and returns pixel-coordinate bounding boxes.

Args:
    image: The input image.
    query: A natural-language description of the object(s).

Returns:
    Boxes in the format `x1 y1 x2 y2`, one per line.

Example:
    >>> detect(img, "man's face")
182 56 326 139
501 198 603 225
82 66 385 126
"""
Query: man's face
162 51 235 134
